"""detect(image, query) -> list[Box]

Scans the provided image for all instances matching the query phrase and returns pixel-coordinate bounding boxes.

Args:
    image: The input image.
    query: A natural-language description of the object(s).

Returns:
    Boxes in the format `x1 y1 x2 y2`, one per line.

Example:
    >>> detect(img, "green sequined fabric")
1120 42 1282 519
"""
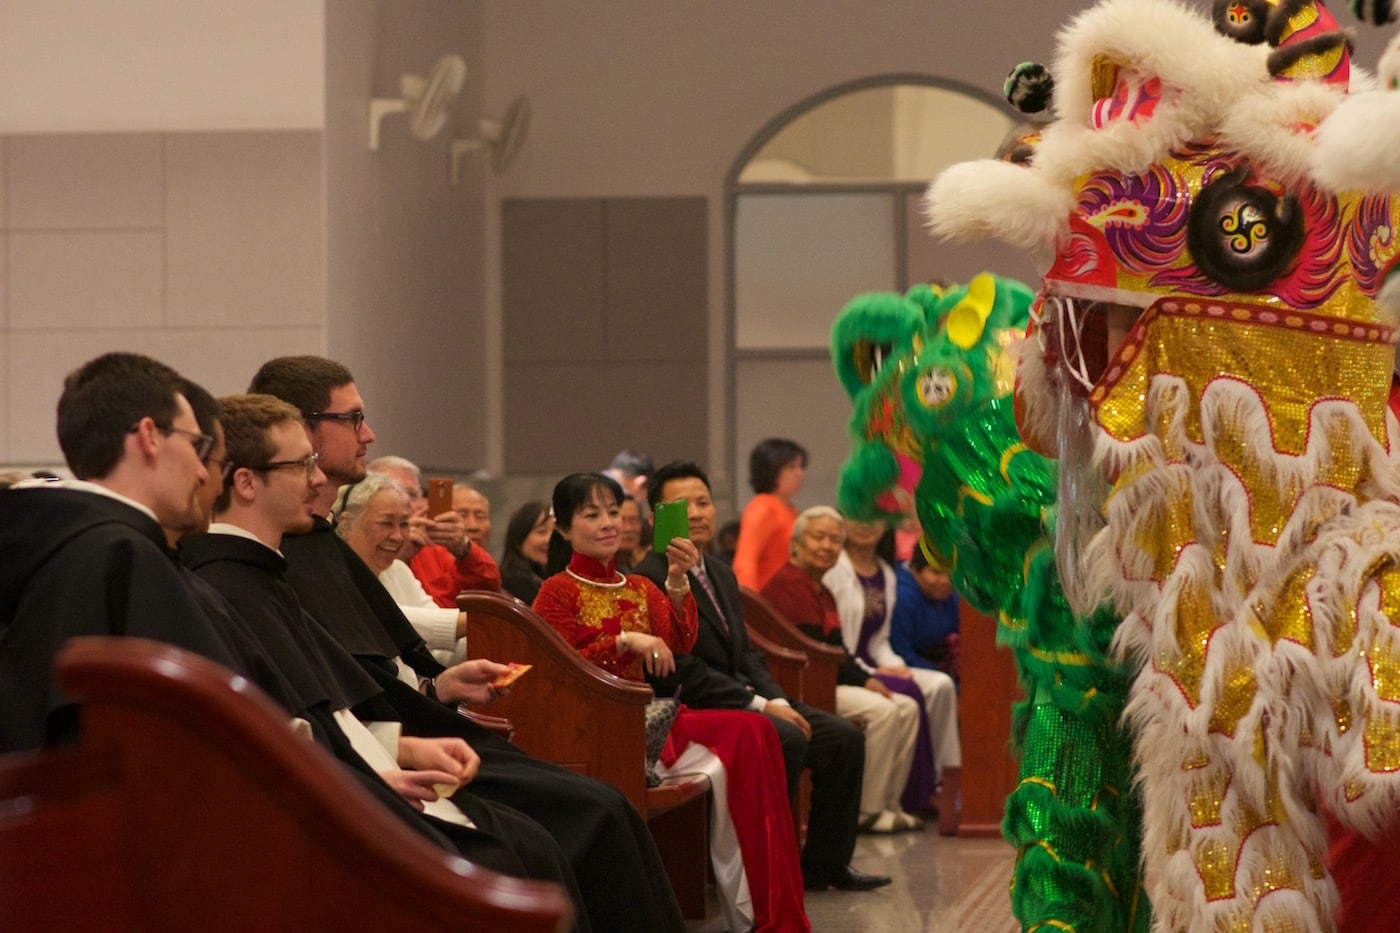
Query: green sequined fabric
831 277 1148 932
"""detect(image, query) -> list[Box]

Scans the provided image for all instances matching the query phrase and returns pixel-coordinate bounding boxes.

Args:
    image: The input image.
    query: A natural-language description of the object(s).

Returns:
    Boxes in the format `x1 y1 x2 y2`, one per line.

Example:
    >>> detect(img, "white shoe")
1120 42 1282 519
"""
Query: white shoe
859 810 899 834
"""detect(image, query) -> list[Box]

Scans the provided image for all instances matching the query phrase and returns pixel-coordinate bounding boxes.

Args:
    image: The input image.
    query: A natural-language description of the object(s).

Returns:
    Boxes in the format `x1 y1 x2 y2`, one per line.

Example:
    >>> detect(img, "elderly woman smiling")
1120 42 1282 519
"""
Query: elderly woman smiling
335 473 467 665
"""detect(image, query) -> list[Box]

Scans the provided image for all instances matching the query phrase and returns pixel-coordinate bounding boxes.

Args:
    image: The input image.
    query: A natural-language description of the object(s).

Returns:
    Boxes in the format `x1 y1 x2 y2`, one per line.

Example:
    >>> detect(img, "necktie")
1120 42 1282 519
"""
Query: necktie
694 562 728 633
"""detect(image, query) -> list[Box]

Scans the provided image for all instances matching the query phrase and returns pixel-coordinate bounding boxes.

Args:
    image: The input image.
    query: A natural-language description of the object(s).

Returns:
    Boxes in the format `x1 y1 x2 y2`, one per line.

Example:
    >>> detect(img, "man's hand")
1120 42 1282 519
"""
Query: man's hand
766 702 812 740
380 768 462 810
398 735 480 786
875 665 913 679
434 658 514 705
425 509 469 557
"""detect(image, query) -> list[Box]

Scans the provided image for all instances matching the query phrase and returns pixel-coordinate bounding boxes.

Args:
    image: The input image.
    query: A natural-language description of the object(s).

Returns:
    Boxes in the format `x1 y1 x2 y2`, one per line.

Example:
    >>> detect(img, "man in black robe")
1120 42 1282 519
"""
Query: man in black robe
177 393 584 908
0 353 237 751
640 460 892 892
249 356 683 933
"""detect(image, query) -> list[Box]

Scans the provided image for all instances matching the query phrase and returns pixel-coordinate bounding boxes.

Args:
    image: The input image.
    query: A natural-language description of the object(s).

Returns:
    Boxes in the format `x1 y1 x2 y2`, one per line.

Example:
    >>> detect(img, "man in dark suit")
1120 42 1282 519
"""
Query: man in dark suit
639 460 891 892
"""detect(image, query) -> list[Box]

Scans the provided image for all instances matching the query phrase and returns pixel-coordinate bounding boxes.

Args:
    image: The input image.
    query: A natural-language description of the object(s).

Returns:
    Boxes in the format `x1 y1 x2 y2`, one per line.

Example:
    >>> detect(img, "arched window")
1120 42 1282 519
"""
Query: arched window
725 75 1033 509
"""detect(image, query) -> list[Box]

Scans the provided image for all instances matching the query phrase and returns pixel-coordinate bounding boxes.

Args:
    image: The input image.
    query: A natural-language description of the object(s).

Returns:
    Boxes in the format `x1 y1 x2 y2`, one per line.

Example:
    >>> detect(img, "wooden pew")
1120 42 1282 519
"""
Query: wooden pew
459 590 711 918
0 637 572 933
746 625 808 701
739 586 845 713
956 599 1020 838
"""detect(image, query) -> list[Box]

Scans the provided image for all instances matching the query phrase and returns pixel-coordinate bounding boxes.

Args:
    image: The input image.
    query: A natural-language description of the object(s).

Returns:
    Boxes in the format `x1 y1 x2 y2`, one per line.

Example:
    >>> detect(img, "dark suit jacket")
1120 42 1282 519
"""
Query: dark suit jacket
636 552 786 708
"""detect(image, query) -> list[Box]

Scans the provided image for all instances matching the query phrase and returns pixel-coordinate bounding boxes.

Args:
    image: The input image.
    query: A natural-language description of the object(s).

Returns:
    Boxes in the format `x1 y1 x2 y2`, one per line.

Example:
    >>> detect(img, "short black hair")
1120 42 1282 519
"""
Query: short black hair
57 352 185 480
608 449 654 480
248 356 355 421
546 472 624 574
648 460 711 510
179 378 221 438
748 438 807 495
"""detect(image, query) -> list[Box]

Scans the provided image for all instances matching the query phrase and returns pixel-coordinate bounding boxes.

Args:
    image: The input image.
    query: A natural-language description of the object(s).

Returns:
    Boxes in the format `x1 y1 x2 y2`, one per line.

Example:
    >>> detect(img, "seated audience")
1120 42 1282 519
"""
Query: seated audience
711 519 740 566
250 355 687 932
733 438 808 590
641 461 891 893
761 507 921 835
367 456 501 601
500 500 553 604
337 472 467 666
534 472 811 933
454 482 494 550
615 493 651 572
180 394 582 896
603 448 654 515
824 521 961 823
890 547 961 682
0 352 238 752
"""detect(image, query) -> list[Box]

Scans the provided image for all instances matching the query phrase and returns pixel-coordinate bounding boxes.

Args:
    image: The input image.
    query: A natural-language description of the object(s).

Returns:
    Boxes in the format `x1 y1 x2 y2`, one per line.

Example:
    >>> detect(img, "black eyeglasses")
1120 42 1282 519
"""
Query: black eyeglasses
131 422 215 461
251 453 320 479
207 457 235 483
307 409 366 432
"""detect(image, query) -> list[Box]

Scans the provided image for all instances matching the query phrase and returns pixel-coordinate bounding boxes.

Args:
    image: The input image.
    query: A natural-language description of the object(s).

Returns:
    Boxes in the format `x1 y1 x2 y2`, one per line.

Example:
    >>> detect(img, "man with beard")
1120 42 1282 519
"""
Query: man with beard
248 356 684 933
178 394 585 907
0 353 236 751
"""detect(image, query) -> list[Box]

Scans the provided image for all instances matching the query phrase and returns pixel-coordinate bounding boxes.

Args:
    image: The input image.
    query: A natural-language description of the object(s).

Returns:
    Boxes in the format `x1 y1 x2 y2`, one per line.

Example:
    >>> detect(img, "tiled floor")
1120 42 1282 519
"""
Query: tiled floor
803 832 1018 932
690 830 1019 932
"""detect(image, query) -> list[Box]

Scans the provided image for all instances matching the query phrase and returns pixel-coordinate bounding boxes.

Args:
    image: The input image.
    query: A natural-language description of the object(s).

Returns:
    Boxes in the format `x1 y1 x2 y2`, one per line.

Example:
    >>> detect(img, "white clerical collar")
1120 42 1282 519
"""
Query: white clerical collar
207 522 284 557
27 478 160 524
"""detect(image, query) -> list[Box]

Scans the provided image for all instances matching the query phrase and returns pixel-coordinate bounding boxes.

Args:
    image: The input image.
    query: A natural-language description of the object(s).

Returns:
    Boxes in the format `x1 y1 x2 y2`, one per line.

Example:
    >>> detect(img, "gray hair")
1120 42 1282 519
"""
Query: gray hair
333 473 410 538
790 505 845 554
366 455 421 483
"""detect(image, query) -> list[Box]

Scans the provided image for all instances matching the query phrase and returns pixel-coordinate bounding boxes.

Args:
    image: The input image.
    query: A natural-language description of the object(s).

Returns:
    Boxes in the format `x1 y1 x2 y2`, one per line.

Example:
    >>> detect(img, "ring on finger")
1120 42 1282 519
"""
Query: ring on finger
652 650 660 660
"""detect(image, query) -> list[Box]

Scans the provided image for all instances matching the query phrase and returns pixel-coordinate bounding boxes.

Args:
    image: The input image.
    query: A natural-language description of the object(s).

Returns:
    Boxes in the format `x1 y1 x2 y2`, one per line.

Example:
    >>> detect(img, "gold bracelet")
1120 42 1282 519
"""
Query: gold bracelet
665 579 691 596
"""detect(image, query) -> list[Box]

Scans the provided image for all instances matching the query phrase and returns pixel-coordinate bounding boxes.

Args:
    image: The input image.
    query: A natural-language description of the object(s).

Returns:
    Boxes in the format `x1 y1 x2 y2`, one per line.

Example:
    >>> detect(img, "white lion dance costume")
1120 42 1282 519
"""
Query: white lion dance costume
929 0 1400 929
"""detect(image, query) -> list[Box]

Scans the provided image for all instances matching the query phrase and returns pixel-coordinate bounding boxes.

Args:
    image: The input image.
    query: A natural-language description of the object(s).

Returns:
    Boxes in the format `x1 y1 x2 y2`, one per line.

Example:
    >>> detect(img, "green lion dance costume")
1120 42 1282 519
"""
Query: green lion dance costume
912 0 1400 930
831 274 1147 932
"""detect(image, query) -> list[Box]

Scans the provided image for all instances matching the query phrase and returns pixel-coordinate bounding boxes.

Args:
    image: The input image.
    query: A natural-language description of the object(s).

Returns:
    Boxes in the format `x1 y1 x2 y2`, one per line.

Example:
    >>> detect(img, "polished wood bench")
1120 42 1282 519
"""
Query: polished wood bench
0 637 573 932
739 585 845 714
459 590 712 918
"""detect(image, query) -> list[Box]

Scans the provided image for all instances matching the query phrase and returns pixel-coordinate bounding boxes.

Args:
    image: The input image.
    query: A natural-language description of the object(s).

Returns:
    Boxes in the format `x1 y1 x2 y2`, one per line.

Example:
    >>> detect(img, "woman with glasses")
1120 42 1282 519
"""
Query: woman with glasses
335 474 467 665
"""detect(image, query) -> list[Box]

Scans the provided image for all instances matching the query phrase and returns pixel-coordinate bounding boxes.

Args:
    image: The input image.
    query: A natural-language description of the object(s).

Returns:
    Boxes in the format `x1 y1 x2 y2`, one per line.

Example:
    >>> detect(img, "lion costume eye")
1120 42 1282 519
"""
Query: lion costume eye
917 368 958 409
852 340 895 386
1186 166 1303 291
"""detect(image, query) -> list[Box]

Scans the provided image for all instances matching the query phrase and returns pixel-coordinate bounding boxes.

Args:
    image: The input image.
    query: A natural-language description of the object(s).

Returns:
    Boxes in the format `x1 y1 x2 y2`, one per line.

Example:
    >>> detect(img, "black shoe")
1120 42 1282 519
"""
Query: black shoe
805 864 893 891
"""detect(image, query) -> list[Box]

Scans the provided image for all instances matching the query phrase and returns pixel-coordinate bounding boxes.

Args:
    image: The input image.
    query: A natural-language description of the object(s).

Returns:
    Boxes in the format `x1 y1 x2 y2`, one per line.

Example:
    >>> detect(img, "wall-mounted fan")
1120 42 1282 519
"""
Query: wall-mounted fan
368 54 468 151
450 95 531 182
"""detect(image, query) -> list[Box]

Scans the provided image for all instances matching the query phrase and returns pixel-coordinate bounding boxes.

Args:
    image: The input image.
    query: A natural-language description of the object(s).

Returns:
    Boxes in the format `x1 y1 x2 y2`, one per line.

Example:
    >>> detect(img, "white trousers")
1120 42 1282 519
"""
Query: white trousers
907 667 961 777
836 684 919 815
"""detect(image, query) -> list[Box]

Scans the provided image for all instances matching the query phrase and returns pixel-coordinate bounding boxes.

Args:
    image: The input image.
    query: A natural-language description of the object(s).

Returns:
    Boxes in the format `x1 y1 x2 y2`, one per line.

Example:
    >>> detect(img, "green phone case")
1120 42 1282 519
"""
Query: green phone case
652 500 689 553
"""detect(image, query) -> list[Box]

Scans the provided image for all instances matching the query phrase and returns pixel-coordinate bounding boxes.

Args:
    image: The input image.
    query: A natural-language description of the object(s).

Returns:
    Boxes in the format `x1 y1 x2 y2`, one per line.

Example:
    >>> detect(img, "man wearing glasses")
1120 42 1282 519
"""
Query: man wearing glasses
179 394 585 898
250 355 687 933
0 352 236 752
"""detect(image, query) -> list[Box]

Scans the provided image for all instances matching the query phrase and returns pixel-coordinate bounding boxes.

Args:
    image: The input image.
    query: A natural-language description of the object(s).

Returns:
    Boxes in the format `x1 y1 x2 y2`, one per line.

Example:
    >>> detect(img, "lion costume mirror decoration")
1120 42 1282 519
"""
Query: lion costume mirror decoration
899 0 1400 929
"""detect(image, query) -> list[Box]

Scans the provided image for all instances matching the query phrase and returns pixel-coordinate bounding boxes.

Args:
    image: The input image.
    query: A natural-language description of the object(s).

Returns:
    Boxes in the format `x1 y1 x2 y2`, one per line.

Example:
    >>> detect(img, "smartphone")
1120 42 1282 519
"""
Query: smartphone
425 478 453 518
652 499 689 553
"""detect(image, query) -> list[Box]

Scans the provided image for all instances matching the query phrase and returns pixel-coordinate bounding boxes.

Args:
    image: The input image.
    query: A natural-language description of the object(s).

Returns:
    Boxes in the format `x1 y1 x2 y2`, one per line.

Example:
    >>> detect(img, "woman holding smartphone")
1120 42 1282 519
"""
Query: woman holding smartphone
534 472 810 933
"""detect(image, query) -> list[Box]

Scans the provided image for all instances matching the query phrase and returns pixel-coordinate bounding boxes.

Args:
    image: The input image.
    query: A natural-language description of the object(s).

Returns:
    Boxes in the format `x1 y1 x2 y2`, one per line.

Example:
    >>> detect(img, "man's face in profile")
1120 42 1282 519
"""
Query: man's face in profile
309 382 375 486
151 393 213 531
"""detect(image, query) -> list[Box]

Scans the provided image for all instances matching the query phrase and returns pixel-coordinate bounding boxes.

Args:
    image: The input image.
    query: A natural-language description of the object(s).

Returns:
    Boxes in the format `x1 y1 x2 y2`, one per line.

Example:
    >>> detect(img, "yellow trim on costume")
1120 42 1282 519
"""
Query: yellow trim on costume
1000 442 1028 482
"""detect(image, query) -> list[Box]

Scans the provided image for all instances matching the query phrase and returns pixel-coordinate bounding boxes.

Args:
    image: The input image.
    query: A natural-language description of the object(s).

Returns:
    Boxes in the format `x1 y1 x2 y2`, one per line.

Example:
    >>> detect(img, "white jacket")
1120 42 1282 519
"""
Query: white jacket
823 551 902 673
